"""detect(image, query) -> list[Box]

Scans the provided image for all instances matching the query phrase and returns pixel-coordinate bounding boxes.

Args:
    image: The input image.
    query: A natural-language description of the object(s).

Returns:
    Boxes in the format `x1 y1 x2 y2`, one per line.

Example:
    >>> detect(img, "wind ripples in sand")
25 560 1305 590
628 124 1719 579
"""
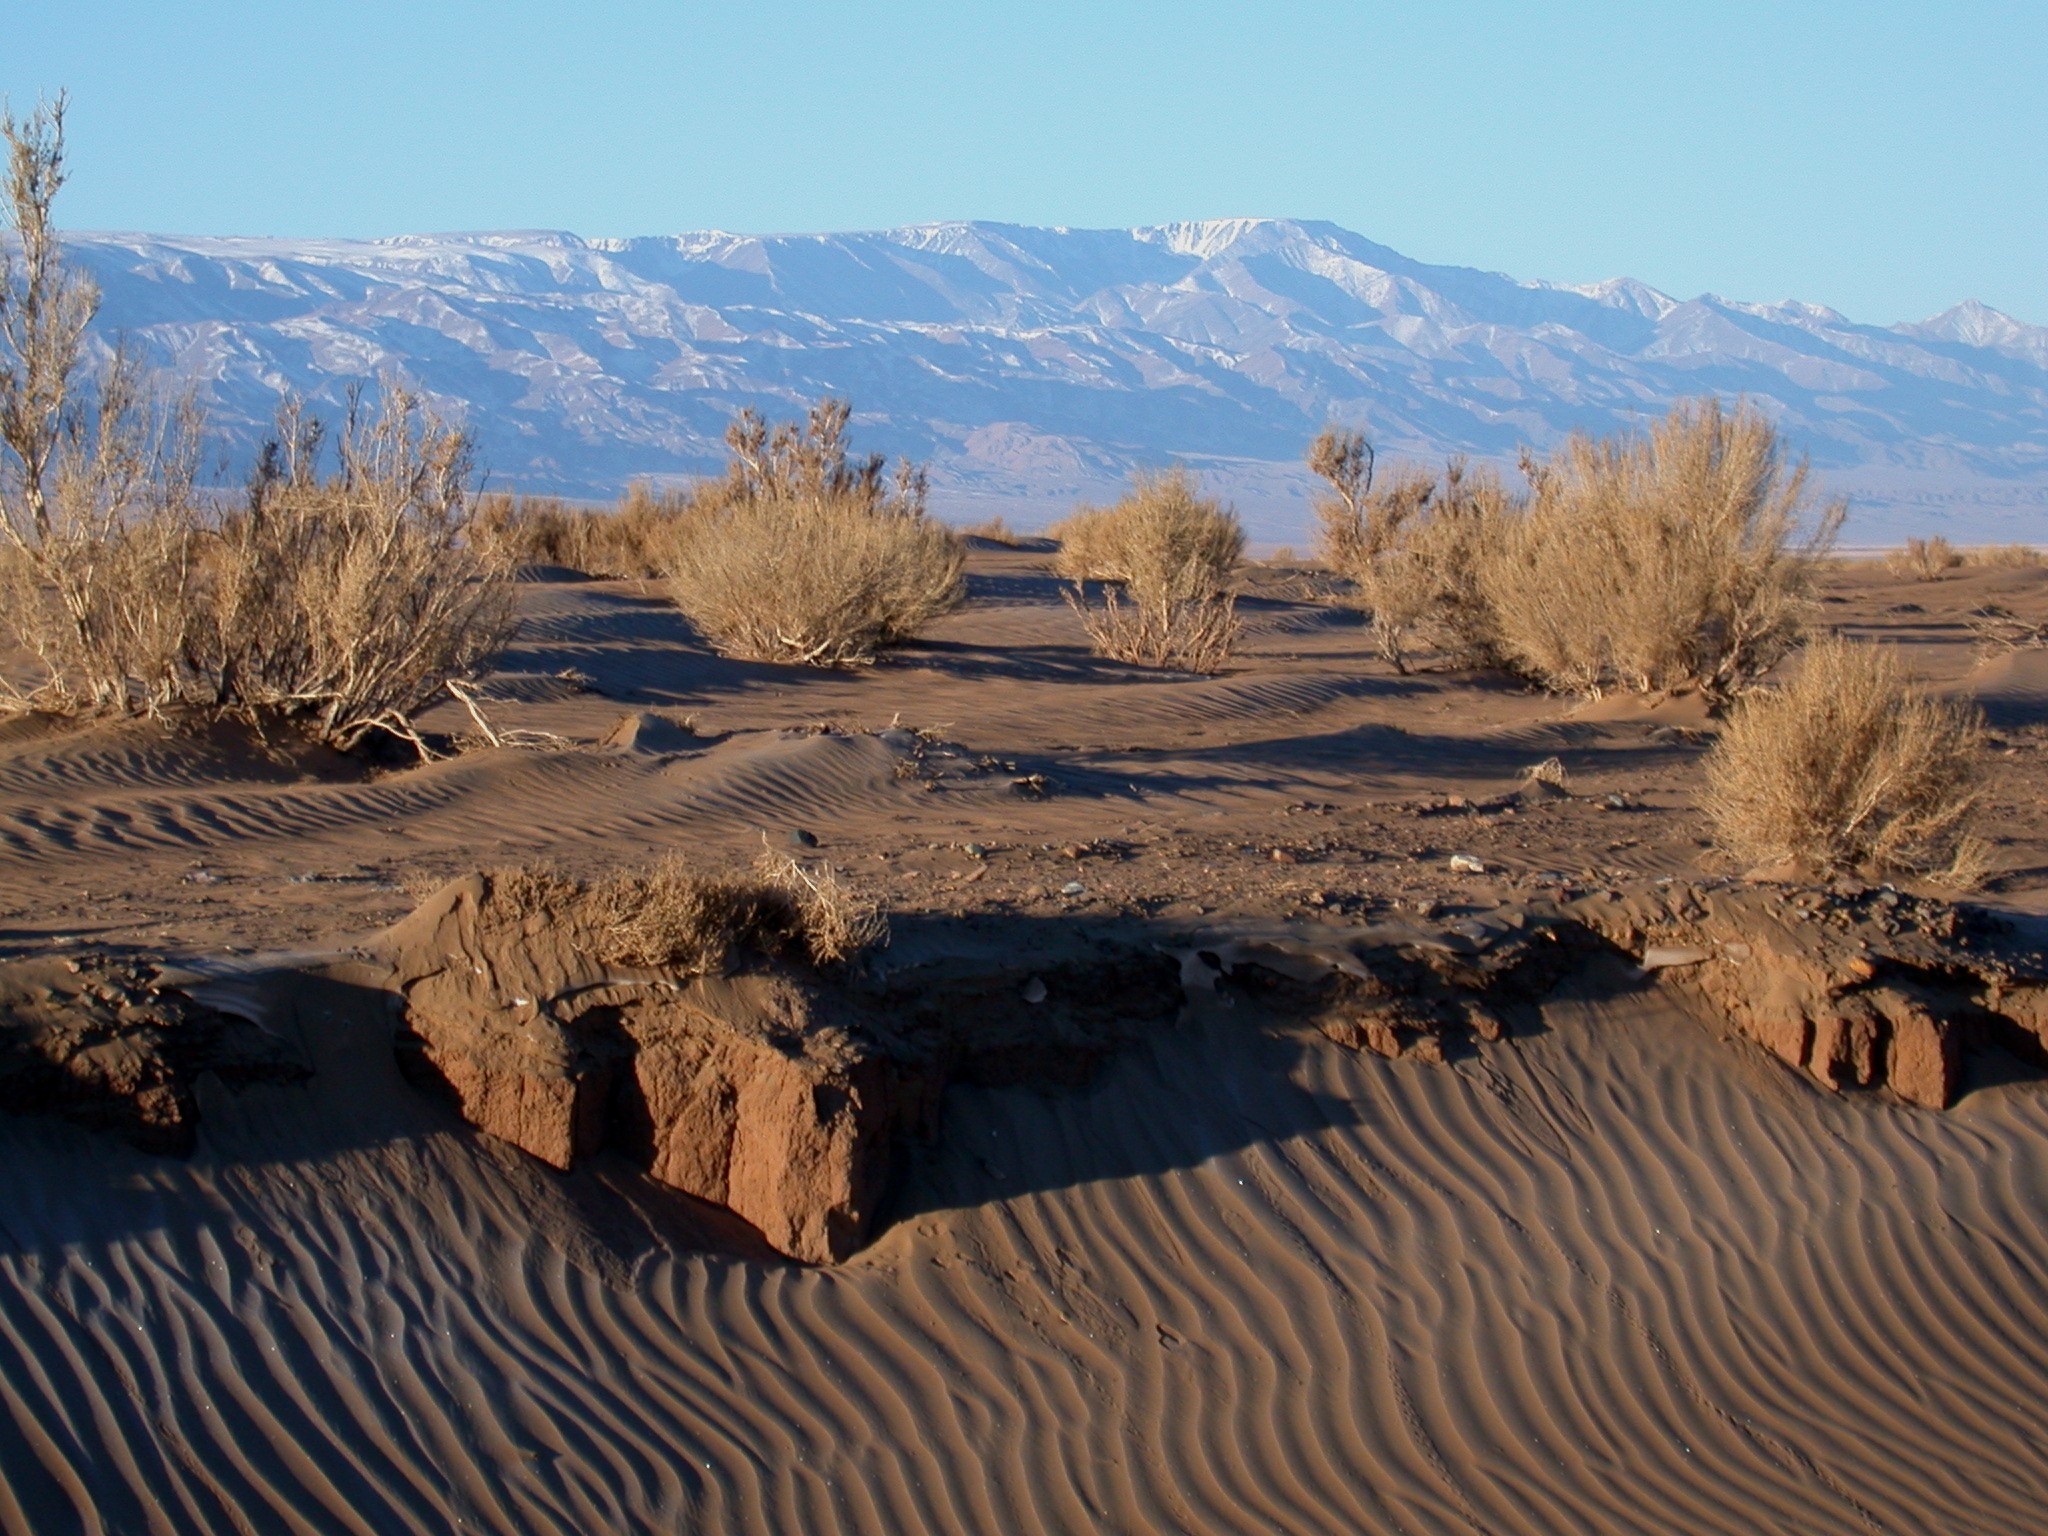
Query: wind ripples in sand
3 988 2048 1533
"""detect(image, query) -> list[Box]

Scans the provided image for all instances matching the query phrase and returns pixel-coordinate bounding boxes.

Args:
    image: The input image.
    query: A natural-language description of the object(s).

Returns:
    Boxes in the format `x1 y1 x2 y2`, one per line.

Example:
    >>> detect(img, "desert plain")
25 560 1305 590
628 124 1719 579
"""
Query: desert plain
0 537 2045 1534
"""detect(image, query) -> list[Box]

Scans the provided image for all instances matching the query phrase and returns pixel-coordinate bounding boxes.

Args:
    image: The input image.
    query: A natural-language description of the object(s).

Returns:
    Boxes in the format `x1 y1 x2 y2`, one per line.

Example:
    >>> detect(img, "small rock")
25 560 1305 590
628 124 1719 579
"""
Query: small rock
1059 881 1086 897
1269 848 1296 864
1448 854 1486 875
962 842 987 859
1021 977 1048 1004
1641 944 1714 970
788 829 819 848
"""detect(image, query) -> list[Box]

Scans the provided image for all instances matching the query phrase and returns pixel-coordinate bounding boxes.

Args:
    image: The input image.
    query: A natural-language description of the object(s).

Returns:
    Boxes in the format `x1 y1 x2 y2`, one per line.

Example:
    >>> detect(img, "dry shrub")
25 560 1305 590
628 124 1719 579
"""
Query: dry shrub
0 103 508 752
483 851 887 973
664 399 963 665
1310 430 1507 673
1887 535 1963 580
1485 399 1841 700
1056 468 1244 671
753 850 889 965
1964 542 2040 569
1704 634 1983 878
208 388 513 752
471 485 688 578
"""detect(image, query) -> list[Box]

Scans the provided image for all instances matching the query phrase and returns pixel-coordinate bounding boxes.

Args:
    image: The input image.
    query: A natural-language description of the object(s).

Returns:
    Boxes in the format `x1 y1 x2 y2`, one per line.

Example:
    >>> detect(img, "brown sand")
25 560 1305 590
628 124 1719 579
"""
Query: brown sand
1 548 2047 1531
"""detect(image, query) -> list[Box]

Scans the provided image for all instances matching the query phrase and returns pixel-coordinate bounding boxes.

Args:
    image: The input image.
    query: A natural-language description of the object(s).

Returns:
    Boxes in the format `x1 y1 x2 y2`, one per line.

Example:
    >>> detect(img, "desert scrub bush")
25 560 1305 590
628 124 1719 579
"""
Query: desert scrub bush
1887 535 1962 580
1704 634 1984 879
1056 469 1244 671
1309 429 1508 673
663 398 963 665
0 102 509 752
484 851 887 973
207 386 513 752
1481 398 1842 701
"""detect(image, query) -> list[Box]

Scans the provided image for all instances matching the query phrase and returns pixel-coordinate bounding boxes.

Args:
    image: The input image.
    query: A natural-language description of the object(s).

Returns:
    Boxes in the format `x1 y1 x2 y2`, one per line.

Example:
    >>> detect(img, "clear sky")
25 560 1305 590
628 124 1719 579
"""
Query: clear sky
5 1 2043 325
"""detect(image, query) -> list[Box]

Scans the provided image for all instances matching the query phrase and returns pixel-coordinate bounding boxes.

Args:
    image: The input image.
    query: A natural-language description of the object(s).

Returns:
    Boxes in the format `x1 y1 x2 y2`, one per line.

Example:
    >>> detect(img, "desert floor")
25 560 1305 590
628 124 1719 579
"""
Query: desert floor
2 546 2048 1533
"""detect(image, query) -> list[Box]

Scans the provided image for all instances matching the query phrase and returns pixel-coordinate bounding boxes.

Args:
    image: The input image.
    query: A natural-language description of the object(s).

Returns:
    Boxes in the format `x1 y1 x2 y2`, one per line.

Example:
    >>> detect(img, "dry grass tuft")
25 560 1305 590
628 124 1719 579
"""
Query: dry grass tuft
480 850 887 974
1704 634 1984 879
663 399 964 666
1056 469 1244 671
1483 399 1841 701
1963 542 2040 569
1887 536 1963 580
471 485 690 579
962 515 1029 546
753 850 890 965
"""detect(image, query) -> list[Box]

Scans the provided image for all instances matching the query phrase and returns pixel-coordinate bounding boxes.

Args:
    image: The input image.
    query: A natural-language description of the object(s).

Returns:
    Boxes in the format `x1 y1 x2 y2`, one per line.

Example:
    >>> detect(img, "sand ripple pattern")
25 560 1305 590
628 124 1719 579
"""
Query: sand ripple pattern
2 990 2048 1533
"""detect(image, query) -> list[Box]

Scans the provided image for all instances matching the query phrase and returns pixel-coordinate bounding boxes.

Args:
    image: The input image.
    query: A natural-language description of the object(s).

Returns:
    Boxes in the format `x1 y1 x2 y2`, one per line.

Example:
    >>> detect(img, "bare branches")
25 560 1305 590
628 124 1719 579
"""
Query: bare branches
0 93 101 549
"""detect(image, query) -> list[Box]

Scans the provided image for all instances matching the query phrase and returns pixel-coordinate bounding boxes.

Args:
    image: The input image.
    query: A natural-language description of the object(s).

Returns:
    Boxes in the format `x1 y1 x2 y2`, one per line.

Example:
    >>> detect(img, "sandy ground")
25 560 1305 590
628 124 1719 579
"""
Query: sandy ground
1 547 2047 1532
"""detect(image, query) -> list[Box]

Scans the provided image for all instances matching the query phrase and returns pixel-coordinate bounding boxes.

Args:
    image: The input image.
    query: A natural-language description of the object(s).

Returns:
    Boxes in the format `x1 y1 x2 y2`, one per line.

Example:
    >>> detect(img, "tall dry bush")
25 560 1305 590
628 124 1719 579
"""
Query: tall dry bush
1055 469 1244 671
0 96 509 750
209 386 513 751
663 399 963 665
1704 634 1984 879
1484 399 1841 701
1310 428 1507 674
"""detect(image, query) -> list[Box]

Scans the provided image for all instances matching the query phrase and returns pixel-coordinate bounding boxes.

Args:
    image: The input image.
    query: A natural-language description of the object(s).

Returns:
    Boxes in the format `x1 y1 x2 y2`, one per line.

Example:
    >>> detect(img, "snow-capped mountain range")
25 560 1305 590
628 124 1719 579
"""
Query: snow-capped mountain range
68 218 2048 541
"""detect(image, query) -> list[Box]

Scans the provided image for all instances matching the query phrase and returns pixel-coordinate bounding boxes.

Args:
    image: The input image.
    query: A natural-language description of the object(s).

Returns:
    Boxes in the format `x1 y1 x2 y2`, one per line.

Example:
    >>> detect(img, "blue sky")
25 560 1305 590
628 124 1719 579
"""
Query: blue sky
6 1 2043 325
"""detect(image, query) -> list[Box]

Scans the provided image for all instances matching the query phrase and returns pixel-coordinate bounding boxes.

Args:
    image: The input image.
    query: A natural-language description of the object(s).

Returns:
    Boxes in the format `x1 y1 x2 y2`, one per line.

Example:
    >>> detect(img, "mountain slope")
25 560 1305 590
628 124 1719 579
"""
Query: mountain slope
70 219 2048 539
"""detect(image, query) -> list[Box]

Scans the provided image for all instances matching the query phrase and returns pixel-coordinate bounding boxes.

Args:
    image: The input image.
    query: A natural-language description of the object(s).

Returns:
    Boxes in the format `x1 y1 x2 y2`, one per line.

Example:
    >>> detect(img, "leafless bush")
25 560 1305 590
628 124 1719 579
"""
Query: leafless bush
1886 535 1962 580
0 102 508 752
209 386 513 752
1482 398 1842 701
482 850 887 973
1310 429 1508 673
1704 634 1983 879
663 399 963 665
1056 469 1244 671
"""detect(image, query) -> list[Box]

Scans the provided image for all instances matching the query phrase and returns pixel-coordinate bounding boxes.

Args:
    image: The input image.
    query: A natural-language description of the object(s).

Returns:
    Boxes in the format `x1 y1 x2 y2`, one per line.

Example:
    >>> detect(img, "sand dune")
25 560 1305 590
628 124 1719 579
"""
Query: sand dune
3 550 2048 1532
5 983 2048 1532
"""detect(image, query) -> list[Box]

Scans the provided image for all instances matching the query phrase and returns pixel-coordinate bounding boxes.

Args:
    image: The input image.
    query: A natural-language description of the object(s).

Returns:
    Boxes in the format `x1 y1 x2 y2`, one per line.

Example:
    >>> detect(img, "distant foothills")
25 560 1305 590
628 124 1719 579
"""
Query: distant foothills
63 218 2048 541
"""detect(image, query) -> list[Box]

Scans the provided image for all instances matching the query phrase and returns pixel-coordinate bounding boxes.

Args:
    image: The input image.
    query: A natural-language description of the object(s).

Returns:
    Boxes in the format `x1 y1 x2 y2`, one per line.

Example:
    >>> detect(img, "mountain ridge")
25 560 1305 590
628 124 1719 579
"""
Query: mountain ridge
61 217 2048 540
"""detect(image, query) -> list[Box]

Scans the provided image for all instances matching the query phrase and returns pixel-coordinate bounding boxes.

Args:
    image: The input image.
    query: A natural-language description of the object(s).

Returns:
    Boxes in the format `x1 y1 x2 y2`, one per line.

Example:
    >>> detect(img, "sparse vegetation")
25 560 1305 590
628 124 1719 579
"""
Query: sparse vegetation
1704 634 1984 879
1312 399 1841 700
484 851 886 973
471 484 688 578
1055 468 1244 671
962 515 1030 547
1887 535 1963 580
1484 400 1841 700
1964 542 2040 569
663 398 964 666
1310 430 1507 674
0 100 509 753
